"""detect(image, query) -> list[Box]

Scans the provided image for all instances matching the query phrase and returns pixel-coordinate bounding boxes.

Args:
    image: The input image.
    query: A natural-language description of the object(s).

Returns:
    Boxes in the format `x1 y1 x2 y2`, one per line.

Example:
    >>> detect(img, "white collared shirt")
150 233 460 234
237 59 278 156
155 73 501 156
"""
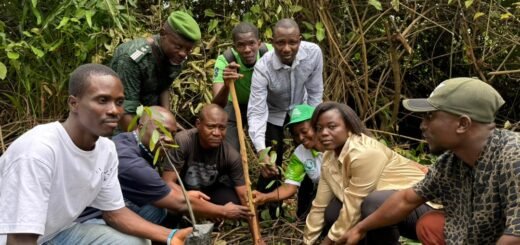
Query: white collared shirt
247 41 324 151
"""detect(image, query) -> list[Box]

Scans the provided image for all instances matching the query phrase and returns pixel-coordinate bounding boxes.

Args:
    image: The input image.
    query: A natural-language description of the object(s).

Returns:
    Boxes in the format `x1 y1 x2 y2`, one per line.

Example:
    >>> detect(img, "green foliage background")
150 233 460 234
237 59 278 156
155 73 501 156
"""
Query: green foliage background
0 0 518 243
0 0 518 149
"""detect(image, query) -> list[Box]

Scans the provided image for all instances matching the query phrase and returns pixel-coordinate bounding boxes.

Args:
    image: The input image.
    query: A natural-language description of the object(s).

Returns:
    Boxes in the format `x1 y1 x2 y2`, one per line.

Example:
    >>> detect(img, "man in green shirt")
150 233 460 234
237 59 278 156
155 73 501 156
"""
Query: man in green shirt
212 22 272 150
110 11 201 132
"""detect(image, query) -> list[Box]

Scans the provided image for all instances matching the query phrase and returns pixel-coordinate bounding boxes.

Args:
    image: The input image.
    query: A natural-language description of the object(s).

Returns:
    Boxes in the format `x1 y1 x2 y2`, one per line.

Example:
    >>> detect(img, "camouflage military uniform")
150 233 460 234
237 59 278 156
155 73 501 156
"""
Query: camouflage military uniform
109 35 183 114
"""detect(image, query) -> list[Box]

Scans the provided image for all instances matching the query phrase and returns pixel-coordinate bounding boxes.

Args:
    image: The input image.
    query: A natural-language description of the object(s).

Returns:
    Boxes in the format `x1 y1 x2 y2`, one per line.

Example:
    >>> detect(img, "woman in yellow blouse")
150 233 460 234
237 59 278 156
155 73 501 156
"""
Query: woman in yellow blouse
303 102 432 245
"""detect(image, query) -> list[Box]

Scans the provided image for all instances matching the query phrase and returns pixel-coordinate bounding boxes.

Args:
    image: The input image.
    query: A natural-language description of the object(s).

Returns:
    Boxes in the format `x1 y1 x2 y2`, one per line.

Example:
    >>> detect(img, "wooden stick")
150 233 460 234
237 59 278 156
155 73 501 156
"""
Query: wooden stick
0 124 5 153
488 69 520 75
228 81 262 244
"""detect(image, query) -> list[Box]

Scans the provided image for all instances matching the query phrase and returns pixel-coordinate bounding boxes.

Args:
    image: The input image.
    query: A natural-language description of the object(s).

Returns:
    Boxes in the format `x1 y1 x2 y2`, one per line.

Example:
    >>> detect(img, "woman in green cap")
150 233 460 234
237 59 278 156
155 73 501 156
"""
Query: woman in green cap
253 104 324 219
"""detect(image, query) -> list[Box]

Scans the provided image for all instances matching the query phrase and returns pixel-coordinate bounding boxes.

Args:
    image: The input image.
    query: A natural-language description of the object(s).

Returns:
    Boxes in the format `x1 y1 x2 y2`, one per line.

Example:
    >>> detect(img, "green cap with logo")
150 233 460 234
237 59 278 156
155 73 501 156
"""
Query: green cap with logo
167 11 201 42
285 104 315 129
402 77 504 123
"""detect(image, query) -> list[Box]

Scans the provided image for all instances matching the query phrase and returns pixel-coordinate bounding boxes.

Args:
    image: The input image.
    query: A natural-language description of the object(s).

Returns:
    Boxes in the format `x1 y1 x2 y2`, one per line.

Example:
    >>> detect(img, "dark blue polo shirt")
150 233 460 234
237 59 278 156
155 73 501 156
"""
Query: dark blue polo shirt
113 132 171 206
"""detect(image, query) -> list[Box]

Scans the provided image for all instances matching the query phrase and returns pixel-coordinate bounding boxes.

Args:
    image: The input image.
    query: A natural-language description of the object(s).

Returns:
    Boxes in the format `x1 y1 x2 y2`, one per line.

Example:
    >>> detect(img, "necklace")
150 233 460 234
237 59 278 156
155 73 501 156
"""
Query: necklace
133 131 154 159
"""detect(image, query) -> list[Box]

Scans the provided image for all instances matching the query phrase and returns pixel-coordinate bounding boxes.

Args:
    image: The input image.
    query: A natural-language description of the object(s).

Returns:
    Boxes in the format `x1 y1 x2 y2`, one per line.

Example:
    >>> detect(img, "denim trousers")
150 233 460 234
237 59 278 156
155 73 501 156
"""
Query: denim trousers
44 201 166 245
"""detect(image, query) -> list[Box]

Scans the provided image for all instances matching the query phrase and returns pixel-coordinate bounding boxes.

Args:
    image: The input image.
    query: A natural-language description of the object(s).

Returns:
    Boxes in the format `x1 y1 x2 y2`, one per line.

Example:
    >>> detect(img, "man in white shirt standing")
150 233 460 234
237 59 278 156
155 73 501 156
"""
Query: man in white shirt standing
0 64 190 245
247 18 324 217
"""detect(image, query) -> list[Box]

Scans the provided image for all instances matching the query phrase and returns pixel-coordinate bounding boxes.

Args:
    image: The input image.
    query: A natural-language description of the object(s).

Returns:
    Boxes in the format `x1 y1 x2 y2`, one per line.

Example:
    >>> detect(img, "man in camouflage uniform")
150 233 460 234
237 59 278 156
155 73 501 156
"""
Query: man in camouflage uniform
110 11 201 131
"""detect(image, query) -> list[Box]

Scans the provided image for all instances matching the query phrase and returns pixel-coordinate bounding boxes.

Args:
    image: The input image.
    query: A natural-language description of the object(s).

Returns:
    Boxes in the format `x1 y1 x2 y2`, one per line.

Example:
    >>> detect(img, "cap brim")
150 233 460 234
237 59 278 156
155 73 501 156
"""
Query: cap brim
284 119 304 130
402 99 438 112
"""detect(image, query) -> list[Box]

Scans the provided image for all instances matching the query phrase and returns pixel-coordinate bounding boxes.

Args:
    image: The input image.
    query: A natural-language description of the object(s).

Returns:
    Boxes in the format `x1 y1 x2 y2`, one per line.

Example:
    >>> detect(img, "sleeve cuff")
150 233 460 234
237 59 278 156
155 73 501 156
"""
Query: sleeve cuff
284 179 302 187
253 140 266 153
327 231 340 242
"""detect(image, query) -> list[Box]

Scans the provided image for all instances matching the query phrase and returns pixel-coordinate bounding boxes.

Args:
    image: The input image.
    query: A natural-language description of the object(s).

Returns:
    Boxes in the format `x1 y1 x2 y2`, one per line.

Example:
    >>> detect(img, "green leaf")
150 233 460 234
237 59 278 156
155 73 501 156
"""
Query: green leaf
302 33 314 40
464 0 474 8
260 209 271 221
136 105 144 117
290 5 303 13
500 12 513 20
85 10 95 28
49 39 63 52
315 22 325 41
204 9 216 17
269 150 277 165
264 28 272 39
0 61 7 80
143 106 153 118
265 180 276 189
31 5 42 25
259 147 272 161
448 0 454 4
208 19 219 33
153 148 161 165
276 5 282 14
149 130 160 151
30 46 45 58
354 52 361 61
127 114 139 131
7 51 19 60
302 21 314 31
57 17 70 29
257 18 264 28
368 0 383 11
156 120 173 140
504 120 512 129
391 0 399 11
162 143 179 149
31 0 37 8
250 4 261 14
473 12 485 20
277 166 285 176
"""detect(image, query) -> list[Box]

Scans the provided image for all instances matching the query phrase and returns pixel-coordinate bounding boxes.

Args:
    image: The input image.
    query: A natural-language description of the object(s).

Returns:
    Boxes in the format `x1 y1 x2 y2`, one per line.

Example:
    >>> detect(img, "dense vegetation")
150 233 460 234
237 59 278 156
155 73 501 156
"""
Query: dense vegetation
1 0 518 150
0 0 518 243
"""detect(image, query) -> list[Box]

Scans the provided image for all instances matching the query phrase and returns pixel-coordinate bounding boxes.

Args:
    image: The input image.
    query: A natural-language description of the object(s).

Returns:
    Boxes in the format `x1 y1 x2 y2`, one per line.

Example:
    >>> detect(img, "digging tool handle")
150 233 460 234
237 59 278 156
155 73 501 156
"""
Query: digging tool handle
228 80 262 244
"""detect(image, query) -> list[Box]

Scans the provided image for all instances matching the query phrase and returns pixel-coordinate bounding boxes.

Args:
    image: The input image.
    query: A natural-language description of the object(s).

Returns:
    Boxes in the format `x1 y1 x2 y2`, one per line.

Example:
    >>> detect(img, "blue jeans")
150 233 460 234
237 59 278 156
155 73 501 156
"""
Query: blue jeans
45 203 166 245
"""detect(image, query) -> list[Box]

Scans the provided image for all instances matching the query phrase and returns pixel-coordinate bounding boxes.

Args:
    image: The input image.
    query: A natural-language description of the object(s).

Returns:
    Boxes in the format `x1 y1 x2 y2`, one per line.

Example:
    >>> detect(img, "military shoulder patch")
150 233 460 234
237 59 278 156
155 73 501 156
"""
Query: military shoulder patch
130 46 151 62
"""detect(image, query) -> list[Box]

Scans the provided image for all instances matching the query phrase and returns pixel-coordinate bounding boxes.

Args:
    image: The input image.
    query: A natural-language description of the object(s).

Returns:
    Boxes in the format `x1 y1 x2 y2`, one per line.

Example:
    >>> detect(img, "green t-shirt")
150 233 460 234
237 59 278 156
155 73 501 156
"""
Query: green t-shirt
284 144 322 186
212 43 273 104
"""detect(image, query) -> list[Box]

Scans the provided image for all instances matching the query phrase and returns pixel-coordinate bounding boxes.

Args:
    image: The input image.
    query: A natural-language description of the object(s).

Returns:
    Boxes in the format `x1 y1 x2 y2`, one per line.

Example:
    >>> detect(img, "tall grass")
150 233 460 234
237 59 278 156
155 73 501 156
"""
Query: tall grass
0 0 146 146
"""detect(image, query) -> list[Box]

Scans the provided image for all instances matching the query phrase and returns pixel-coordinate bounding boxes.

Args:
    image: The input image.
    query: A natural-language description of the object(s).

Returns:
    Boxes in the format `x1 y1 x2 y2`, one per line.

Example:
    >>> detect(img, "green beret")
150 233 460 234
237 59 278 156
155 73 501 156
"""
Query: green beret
167 11 201 42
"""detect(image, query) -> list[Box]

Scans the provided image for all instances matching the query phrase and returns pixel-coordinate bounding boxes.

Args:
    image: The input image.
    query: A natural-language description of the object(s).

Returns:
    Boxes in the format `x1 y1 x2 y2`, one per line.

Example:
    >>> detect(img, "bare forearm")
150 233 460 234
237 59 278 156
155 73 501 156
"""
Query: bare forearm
355 189 424 233
153 190 187 214
189 197 227 219
103 207 170 242
264 184 298 203
6 234 38 245
161 172 225 218
497 234 520 245
212 84 229 108
163 175 182 193
160 90 170 109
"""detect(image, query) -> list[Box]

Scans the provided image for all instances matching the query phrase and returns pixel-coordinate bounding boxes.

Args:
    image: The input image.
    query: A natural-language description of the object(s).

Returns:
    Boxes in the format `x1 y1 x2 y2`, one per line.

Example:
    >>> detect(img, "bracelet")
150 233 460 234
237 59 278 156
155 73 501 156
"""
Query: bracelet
166 229 178 245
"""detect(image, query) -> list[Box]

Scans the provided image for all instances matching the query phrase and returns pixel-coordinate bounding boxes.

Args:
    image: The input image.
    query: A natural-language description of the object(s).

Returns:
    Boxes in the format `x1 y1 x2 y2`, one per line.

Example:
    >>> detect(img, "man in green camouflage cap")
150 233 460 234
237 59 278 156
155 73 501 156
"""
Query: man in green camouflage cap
110 11 201 132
